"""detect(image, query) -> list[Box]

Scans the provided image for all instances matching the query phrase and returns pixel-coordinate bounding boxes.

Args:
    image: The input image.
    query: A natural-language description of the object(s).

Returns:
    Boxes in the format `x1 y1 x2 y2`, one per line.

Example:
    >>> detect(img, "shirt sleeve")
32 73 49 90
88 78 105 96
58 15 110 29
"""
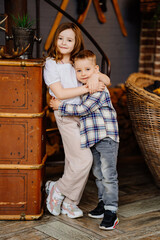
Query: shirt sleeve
58 91 109 117
43 58 60 87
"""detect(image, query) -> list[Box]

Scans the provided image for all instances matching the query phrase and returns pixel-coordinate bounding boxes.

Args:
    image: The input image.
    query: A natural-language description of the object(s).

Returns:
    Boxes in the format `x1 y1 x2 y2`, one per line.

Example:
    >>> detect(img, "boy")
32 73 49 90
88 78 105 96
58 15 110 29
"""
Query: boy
50 50 119 230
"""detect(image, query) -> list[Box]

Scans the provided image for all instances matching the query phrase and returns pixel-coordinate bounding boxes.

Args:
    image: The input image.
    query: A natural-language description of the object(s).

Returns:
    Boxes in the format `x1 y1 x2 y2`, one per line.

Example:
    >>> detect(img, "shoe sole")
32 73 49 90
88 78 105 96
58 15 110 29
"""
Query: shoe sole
88 213 104 218
61 209 83 219
99 218 119 230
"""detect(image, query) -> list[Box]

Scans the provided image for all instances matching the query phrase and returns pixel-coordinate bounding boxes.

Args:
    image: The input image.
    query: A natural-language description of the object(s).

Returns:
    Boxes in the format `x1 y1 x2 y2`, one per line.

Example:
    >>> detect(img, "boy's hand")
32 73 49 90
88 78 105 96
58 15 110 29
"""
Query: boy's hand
49 98 61 110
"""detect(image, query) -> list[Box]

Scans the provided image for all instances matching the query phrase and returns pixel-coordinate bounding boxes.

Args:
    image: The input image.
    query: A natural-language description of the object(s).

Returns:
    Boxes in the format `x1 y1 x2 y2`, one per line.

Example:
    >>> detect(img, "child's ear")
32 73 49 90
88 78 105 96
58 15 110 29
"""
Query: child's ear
95 65 99 73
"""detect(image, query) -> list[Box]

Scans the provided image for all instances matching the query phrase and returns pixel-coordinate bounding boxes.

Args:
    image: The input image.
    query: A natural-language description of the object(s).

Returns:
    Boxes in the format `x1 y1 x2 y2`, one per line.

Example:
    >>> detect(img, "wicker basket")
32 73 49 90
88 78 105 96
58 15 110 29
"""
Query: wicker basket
125 73 160 188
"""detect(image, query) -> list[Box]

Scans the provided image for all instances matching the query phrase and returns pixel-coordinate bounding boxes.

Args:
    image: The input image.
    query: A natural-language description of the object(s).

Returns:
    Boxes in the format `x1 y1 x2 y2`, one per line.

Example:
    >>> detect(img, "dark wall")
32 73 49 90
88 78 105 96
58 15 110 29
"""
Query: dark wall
0 2 5 45
0 0 141 86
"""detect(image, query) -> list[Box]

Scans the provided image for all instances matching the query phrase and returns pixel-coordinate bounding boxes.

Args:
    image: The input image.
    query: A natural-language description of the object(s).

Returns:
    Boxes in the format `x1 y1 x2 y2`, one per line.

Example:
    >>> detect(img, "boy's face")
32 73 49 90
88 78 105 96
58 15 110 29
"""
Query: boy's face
74 58 99 84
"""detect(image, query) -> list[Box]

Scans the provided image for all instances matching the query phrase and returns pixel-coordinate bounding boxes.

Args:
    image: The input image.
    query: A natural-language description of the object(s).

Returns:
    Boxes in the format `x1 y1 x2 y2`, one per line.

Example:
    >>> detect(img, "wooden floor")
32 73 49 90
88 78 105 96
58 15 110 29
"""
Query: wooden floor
1 156 160 240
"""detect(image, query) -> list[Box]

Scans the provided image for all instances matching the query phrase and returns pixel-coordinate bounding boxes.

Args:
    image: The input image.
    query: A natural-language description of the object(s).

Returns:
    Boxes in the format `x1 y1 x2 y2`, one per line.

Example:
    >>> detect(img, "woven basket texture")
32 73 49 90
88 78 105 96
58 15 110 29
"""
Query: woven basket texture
125 73 160 188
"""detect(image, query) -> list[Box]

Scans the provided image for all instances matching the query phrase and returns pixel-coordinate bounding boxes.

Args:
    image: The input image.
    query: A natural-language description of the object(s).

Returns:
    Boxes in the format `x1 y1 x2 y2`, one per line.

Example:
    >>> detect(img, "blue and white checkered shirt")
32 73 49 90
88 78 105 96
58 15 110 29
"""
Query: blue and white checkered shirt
58 88 119 148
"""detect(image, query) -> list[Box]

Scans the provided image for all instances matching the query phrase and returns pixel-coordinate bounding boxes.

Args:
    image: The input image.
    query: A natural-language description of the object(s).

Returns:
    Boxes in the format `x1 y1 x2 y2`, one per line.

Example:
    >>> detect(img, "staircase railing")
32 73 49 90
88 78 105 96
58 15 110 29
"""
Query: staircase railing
44 0 111 77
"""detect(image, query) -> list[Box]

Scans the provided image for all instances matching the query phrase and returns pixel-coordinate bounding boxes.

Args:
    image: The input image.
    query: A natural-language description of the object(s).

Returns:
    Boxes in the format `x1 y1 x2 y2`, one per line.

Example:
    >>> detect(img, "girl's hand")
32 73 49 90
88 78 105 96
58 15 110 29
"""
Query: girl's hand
49 98 61 110
87 73 105 93
97 81 105 92
87 73 99 94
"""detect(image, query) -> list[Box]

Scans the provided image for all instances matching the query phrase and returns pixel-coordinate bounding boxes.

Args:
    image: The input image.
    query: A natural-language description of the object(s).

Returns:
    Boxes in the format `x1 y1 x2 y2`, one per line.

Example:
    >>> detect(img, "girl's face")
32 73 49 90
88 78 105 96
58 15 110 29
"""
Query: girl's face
57 29 75 56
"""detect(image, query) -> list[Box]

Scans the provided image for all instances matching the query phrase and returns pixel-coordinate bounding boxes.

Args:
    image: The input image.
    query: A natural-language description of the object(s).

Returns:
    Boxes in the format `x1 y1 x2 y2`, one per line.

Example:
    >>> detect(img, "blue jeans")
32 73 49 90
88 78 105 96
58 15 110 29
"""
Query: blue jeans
91 137 119 212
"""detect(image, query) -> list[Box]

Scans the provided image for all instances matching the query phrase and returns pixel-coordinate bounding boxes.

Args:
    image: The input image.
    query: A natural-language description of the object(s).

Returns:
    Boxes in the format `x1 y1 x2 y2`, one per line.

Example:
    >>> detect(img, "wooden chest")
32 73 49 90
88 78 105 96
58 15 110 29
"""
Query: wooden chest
0 59 46 220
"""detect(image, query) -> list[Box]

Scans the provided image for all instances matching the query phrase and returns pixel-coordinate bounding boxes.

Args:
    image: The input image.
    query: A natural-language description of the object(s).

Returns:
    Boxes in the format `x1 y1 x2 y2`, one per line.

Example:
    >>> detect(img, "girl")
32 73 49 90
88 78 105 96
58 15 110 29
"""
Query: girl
43 22 110 219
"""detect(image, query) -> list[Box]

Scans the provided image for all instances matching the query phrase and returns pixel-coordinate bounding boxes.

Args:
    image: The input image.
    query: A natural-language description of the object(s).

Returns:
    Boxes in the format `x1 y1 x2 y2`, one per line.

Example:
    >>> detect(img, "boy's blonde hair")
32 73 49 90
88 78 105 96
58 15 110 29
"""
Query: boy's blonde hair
74 50 97 65
47 22 84 62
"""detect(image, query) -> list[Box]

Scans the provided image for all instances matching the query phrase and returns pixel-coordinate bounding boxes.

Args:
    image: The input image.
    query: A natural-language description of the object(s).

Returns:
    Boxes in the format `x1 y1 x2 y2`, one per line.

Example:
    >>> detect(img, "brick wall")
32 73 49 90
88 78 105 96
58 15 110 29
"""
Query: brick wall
139 19 160 76
139 0 160 76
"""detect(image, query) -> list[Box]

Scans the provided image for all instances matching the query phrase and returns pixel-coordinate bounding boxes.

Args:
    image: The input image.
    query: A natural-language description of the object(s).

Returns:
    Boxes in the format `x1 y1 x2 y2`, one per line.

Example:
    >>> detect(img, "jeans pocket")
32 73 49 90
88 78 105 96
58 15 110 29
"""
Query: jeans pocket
101 137 118 153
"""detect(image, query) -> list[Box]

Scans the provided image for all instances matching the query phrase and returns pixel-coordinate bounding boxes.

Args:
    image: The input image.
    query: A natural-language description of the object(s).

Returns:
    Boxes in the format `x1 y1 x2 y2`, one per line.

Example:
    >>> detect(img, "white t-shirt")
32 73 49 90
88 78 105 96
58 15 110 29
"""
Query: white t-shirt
43 57 82 104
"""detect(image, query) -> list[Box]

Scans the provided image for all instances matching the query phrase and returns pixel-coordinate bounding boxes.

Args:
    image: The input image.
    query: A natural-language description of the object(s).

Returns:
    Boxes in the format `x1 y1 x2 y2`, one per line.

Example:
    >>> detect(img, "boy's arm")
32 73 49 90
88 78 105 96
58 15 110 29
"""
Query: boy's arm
50 92 108 117
98 72 111 86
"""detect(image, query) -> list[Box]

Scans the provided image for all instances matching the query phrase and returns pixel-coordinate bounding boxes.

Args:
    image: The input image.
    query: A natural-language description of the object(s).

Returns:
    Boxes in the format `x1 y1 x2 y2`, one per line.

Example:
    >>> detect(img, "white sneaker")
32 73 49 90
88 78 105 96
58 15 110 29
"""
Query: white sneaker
61 202 83 218
45 180 53 195
46 181 64 216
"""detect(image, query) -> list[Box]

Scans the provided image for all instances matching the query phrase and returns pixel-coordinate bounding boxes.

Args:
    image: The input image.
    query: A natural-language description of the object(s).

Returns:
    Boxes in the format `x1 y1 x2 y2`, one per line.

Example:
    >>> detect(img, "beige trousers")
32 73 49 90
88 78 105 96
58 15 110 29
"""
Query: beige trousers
54 111 93 205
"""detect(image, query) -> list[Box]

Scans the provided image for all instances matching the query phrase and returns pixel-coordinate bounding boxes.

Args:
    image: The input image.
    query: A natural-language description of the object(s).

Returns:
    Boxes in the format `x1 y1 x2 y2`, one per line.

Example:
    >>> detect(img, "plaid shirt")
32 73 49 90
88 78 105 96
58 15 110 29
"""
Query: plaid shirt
58 88 119 148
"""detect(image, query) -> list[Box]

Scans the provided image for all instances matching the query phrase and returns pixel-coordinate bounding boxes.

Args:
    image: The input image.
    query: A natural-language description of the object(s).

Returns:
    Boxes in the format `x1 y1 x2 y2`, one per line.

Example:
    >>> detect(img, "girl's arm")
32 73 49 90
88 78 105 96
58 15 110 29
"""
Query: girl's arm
49 81 105 100
49 82 89 100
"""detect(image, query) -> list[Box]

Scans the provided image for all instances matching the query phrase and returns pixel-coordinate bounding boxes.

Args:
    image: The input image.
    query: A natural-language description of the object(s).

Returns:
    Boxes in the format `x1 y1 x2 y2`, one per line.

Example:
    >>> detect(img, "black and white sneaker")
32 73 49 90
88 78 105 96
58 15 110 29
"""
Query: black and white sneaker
88 200 105 218
99 210 119 230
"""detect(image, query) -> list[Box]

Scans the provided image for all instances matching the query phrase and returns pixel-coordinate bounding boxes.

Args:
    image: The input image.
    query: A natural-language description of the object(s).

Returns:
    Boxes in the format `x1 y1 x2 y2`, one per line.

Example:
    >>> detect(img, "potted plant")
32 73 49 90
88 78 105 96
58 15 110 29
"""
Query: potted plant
11 14 35 59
